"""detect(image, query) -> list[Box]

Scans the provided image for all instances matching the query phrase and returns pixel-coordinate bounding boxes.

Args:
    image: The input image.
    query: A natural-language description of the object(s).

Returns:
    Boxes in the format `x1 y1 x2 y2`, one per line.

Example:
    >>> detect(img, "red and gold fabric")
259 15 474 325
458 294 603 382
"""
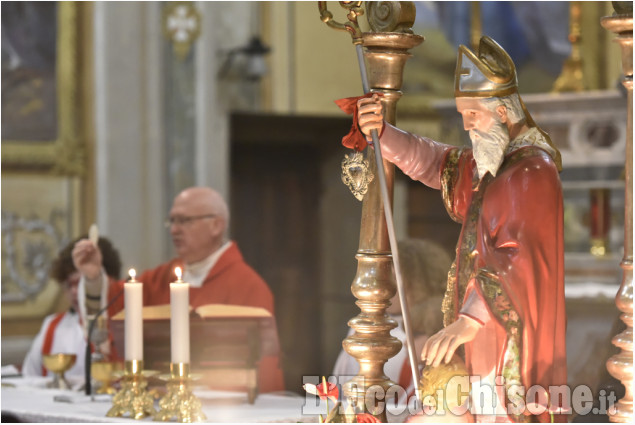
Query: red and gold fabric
377 122 567 422
439 145 567 423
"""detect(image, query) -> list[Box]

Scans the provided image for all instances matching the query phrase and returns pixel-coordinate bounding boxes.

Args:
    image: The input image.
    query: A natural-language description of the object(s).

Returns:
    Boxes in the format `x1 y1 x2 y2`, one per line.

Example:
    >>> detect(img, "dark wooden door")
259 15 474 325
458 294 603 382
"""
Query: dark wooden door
230 113 352 391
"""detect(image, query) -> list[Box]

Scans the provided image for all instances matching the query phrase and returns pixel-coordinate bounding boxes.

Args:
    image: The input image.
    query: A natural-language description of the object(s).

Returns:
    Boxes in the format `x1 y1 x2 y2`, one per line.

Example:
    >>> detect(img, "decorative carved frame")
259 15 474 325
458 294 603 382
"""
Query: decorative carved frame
1 2 84 176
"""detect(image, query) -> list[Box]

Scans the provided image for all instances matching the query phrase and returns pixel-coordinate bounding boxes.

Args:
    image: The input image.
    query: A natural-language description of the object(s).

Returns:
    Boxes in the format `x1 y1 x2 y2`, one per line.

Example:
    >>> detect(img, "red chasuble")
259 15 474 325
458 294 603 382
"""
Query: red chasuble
108 242 284 393
378 123 567 422
441 145 567 423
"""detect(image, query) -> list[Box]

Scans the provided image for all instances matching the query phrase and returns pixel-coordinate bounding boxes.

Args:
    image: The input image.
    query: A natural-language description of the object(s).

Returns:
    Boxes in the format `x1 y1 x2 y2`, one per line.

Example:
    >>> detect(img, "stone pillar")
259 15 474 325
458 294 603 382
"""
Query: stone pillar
341 2 423 419
601 2 633 423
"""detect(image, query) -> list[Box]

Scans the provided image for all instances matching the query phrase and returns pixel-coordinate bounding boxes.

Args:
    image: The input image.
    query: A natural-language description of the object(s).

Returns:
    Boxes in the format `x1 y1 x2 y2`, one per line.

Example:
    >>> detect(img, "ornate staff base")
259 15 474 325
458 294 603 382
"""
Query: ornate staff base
106 360 157 419
154 363 206 423
601 10 633 424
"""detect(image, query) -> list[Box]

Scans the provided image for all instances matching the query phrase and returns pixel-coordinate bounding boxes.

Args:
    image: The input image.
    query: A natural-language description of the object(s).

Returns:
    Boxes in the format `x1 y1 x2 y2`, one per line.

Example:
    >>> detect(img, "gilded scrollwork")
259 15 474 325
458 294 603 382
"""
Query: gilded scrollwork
341 151 375 201
318 1 364 44
366 1 416 34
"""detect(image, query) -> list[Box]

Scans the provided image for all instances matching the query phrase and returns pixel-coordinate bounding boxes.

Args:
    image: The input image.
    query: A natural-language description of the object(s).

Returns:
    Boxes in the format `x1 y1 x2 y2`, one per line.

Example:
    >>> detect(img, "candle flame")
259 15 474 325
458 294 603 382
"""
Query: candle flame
128 268 136 281
175 267 182 280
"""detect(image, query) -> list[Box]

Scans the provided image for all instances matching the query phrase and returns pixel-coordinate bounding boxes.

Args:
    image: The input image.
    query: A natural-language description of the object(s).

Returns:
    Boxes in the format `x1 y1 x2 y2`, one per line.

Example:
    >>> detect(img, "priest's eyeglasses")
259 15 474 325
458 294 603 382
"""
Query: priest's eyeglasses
164 214 216 228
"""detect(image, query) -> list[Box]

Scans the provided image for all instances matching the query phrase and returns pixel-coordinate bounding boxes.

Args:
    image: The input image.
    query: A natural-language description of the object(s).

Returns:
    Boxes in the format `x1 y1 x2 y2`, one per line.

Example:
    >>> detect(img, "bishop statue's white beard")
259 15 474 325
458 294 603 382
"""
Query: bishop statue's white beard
469 121 510 179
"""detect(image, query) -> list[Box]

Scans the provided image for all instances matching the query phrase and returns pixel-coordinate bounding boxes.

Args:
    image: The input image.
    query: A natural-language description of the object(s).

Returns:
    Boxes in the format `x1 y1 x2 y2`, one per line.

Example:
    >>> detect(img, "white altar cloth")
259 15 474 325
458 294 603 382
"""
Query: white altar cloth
1 378 312 423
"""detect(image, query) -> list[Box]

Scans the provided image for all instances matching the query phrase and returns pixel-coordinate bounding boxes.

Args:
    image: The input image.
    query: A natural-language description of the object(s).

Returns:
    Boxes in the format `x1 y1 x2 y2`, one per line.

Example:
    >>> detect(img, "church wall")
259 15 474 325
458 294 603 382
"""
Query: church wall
93 0 255 271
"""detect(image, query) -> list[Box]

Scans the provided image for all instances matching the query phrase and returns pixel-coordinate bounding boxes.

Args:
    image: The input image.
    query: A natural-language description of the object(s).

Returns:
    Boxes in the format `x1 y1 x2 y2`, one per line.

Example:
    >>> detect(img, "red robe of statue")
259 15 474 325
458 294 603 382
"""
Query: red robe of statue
108 241 285 393
380 124 567 423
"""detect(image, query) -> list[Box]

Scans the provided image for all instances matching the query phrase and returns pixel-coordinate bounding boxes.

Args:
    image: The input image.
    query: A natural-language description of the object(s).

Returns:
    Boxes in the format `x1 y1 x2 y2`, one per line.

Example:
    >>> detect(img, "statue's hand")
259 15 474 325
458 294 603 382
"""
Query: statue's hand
357 94 384 142
421 315 480 367
72 238 103 281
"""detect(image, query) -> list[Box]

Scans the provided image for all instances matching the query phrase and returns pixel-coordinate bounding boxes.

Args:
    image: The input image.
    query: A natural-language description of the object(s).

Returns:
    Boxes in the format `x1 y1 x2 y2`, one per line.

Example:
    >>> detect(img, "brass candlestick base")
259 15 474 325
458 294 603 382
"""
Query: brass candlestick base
154 363 206 423
106 360 157 420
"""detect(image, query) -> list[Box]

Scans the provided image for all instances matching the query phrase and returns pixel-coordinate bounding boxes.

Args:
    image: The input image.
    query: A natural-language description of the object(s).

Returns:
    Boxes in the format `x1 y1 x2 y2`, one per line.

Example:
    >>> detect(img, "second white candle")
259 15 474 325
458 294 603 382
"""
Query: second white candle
170 267 190 364
124 269 143 361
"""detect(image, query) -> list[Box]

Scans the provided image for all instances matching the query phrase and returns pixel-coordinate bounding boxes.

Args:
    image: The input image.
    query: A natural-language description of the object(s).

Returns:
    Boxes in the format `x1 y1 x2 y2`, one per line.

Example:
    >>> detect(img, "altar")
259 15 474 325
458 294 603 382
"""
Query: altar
1 377 311 423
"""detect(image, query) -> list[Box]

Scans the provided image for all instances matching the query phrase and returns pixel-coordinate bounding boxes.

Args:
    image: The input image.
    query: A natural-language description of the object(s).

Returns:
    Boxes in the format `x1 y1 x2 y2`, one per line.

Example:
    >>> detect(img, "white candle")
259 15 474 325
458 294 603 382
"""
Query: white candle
124 269 143 361
170 267 190 364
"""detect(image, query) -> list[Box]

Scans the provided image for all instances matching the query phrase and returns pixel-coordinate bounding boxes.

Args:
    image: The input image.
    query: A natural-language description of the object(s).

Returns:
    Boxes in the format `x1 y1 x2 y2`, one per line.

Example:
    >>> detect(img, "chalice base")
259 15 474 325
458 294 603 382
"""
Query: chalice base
47 373 71 390
96 382 117 395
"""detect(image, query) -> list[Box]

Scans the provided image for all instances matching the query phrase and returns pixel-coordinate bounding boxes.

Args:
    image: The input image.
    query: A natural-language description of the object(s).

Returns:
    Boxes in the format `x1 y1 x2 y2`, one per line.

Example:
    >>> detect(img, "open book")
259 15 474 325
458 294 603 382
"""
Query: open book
111 303 271 321
110 303 279 358
109 303 279 403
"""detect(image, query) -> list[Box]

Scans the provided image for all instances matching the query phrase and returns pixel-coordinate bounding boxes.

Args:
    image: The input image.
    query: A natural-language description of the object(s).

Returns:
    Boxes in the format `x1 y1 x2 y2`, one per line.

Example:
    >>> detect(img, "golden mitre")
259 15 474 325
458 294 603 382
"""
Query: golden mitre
453 36 563 171
455 36 517 98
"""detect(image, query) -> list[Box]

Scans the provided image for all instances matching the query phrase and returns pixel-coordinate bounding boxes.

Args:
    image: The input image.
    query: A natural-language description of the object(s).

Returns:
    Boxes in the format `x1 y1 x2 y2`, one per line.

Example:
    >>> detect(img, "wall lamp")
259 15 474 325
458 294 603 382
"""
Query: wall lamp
218 36 271 81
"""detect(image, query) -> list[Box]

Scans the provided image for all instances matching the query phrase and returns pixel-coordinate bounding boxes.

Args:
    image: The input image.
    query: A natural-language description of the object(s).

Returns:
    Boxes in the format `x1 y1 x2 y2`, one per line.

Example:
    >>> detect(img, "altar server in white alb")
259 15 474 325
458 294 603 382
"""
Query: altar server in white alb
22 236 122 378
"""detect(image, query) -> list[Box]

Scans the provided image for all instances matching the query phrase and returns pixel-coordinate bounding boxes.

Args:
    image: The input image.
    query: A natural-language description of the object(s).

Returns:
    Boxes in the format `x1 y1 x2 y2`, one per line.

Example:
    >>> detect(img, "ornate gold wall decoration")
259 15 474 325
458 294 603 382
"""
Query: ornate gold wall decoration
162 2 201 61
0 175 76 315
1 2 84 176
1 210 67 303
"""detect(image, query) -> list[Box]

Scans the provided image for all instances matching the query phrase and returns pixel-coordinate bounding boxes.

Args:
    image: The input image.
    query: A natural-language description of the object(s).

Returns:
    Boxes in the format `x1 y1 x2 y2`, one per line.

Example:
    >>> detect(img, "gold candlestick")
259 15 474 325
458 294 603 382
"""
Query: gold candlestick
470 1 481 52
106 360 157 419
601 3 633 423
552 1 585 92
154 362 206 423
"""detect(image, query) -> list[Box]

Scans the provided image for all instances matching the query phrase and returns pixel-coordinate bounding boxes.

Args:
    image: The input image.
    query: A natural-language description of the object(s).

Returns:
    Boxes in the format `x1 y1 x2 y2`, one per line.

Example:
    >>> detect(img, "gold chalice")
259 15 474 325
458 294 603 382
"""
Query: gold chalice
42 353 77 390
91 360 122 394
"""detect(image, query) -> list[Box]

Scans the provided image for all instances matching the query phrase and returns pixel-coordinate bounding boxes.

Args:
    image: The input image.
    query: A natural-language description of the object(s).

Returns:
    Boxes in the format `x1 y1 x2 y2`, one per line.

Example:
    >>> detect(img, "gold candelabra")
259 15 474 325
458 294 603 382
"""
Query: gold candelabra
601 2 633 423
470 1 481 52
154 362 206 423
553 1 585 92
106 360 157 420
319 1 423 420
